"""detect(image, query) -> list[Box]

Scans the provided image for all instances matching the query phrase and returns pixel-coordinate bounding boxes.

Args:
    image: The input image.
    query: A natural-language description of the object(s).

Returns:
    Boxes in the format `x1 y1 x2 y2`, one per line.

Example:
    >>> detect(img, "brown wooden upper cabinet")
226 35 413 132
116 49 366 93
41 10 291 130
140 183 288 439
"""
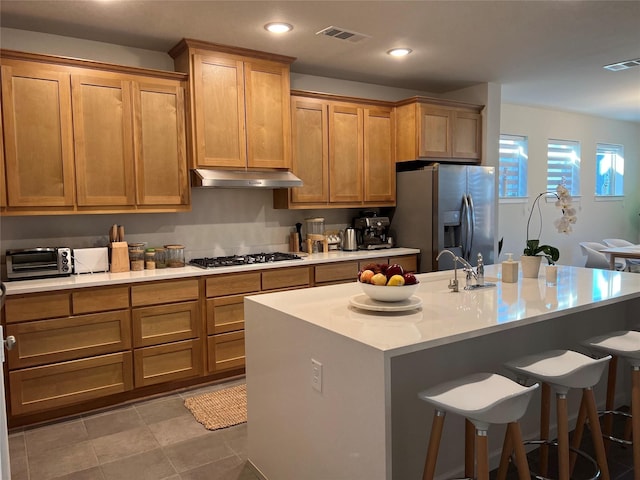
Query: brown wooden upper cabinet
0 51 189 215
1 61 76 209
274 92 395 209
169 39 295 170
395 97 483 163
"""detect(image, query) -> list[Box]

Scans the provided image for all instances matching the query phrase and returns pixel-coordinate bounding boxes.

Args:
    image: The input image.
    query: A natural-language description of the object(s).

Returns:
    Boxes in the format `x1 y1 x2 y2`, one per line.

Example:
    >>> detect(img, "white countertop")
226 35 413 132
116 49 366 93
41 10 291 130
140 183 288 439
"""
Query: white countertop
245 264 640 357
3 247 419 295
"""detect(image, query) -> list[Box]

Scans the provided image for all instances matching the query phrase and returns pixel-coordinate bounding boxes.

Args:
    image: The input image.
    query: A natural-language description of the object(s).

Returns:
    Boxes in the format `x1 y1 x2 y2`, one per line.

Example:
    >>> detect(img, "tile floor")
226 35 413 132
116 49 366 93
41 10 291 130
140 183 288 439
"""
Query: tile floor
8 376 636 480
8 376 259 480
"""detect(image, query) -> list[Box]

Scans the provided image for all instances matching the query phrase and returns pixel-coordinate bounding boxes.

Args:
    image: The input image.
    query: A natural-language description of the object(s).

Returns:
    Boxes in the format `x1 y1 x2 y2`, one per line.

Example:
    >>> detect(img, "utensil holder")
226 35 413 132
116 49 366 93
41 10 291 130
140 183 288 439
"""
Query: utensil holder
110 242 130 273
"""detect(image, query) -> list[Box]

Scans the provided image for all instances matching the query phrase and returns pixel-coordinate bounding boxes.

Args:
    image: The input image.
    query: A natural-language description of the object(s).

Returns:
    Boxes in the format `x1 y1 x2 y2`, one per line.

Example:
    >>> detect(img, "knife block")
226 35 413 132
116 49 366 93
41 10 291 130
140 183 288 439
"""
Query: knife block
110 242 130 273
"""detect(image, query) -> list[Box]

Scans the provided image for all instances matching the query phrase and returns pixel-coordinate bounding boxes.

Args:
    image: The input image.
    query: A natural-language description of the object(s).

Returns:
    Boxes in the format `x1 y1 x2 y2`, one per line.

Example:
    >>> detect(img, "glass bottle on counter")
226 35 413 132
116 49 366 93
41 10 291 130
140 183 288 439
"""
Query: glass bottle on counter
145 248 156 270
154 247 167 268
128 246 145 271
164 245 185 268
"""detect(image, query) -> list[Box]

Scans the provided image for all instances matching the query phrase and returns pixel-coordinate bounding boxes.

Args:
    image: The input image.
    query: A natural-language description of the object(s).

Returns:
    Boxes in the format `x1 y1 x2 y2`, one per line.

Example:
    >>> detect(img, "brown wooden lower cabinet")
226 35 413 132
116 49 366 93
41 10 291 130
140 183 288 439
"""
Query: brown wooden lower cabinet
314 261 359 285
132 301 199 347
133 338 202 387
208 331 245 373
9 351 133 415
6 310 131 369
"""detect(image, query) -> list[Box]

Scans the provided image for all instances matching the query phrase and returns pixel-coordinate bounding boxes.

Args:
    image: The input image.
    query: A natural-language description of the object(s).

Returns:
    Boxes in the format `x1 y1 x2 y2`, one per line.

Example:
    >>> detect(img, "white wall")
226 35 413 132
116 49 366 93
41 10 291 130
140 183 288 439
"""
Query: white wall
499 104 640 267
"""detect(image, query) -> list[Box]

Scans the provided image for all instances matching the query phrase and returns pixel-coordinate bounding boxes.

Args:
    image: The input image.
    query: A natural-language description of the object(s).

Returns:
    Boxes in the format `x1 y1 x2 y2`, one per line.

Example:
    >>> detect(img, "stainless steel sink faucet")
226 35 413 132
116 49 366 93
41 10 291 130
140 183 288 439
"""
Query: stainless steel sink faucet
436 249 463 292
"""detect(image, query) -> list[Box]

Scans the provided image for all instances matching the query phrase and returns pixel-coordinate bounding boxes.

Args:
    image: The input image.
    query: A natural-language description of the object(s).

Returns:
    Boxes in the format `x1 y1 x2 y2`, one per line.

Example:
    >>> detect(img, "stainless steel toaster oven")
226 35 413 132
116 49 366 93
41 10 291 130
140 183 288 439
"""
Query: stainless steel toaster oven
5 247 73 280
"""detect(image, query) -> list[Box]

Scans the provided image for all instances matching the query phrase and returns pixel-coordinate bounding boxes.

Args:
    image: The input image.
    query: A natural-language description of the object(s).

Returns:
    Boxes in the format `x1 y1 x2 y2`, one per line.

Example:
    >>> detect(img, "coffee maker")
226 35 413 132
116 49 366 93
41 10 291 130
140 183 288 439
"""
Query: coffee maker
354 215 392 250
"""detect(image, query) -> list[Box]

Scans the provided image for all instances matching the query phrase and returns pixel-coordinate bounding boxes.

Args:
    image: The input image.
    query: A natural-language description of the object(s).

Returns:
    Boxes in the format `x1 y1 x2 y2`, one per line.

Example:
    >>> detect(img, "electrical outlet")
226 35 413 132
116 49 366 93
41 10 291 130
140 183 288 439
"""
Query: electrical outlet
311 358 323 392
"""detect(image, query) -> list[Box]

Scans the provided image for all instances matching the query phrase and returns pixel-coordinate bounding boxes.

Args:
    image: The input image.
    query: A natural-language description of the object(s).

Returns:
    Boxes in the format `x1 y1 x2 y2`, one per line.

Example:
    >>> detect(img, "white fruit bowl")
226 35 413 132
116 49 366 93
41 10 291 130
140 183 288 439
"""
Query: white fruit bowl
358 281 419 302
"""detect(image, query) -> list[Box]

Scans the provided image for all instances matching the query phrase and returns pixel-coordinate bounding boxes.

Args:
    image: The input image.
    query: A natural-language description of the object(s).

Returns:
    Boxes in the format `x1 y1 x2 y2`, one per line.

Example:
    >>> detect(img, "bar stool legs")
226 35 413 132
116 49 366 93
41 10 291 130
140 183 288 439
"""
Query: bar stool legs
633 366 640 480
419 373 538 480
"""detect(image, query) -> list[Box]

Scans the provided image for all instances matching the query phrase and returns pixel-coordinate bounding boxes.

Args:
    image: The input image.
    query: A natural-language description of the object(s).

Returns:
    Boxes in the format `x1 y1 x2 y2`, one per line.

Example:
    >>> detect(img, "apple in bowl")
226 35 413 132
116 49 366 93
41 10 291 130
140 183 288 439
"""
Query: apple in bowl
357 263 419 302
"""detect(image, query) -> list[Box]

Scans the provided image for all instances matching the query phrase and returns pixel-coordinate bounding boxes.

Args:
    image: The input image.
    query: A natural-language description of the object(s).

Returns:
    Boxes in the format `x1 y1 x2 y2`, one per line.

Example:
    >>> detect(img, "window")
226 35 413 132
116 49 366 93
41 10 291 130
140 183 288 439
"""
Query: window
595 143 624 196
547 139 580 195
499 134 528 198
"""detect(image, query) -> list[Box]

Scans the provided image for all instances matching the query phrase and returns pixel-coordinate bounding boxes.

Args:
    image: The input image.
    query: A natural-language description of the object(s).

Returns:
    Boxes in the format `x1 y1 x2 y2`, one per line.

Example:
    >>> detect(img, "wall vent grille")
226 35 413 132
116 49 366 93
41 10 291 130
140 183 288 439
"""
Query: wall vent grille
316 26 371 43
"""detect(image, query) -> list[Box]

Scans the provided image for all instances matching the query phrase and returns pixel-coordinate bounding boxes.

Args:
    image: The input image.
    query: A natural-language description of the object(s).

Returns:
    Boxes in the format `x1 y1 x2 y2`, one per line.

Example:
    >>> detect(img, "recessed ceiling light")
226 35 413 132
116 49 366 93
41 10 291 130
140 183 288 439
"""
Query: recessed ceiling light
603 58 640 71
387 48 412 57
265 22 293 34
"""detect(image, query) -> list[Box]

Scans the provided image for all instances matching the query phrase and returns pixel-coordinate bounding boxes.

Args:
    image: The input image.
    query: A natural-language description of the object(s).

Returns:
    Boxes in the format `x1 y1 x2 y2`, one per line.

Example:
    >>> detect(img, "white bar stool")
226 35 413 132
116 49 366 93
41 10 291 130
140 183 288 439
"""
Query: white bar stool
418 372 538 480
580 330 640 480
503 349 612 480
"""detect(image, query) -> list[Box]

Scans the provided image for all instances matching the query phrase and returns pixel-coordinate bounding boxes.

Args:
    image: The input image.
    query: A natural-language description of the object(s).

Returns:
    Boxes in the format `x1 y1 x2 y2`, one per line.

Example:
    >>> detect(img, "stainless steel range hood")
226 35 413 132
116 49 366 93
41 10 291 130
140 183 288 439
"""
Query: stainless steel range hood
191 169 303 189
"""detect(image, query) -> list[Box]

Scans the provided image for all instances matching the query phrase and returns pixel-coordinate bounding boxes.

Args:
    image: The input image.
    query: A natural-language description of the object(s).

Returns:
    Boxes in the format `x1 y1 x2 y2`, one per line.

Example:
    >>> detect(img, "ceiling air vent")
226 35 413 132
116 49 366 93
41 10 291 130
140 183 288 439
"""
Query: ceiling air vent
603 58 640 72
316 26 371 43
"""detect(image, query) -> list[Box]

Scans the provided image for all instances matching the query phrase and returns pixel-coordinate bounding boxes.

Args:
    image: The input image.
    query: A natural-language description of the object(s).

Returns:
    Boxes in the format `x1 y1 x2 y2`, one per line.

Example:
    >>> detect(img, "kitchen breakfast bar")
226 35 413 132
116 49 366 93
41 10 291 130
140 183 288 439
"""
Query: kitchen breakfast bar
245 265 640 480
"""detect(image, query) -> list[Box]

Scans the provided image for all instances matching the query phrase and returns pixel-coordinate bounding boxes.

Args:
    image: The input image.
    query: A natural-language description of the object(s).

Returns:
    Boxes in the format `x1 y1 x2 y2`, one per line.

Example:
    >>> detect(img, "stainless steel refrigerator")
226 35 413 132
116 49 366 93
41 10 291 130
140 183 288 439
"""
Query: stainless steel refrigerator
391 162 495 273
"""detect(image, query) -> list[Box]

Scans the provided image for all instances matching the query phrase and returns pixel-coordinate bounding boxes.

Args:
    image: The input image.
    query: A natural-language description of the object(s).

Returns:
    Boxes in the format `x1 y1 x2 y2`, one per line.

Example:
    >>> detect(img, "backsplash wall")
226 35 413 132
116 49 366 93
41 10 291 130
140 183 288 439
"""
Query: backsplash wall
0 189 360 259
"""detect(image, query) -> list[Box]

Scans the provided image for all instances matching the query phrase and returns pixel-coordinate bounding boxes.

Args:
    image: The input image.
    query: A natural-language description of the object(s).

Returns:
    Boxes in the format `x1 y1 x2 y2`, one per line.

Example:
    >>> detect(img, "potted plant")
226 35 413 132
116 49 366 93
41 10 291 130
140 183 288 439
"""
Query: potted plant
521 184 576 277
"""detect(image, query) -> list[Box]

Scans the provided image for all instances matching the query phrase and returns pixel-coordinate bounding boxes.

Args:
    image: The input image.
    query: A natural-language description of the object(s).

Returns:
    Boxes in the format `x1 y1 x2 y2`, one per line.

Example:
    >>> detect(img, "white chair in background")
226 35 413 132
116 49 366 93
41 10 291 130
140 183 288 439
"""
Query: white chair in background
579 242 625 270
603 238 640 271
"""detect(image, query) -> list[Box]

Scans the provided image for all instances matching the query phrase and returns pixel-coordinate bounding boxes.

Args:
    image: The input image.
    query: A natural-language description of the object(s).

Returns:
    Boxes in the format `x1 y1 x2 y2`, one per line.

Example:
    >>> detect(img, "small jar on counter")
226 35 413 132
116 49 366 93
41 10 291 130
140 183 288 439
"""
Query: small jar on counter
154 247 167 268
145 248 156 270
164 244 185 268
129 246 145 271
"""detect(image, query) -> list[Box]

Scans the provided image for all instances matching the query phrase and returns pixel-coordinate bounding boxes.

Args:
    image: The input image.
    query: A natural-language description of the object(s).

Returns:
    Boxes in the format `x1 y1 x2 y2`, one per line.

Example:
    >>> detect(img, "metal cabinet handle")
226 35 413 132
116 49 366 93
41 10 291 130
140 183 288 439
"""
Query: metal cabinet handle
3 336 16 351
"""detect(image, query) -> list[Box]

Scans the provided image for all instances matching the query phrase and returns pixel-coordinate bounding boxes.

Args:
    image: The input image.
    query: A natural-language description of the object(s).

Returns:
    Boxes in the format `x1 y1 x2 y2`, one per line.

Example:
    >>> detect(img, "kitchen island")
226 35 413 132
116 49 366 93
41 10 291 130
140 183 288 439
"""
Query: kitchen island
244 265 640 480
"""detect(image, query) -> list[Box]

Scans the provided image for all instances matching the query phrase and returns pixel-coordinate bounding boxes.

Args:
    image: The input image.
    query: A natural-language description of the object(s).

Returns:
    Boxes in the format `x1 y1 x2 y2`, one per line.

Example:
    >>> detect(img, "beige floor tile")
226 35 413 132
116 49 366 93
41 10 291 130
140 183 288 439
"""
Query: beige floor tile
91 425 160 464
148 413 215 447
100 448 177 480
178 455 246 480
27 441 98 480
135 396 191 426
24 418 88 457
162 433 235 473
49 466 105 480
7 432 28 480
83 406 144 439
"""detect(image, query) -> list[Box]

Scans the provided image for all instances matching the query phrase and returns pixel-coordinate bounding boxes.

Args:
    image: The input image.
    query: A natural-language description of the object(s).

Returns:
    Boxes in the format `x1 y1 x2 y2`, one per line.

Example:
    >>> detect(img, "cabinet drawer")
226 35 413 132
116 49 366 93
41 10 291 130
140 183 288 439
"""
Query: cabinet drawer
6 310 131 369
262 266 310 291
5 292 71 323
133 339 202 387
9 351 133 416
207 295 245 335
72 286 129 314
132 301 199 348
131 279 199 307
389 255 418 273
358 258 388 270
207 331 245 373
315 262 358 284
206 272 261 297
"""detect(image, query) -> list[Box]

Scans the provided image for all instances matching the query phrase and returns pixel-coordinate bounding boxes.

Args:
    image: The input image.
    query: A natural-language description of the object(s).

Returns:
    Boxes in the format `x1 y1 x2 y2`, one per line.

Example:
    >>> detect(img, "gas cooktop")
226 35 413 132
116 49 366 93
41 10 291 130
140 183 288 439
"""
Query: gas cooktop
189 252 303 269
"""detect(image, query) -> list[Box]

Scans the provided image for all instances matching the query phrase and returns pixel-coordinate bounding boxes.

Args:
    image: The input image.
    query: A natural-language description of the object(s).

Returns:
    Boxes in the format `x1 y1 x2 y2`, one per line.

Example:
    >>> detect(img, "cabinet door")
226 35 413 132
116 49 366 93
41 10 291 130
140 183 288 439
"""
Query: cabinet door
133 81 189 205
134 339 202 387
364 106 395 203
452 110 482 160
244 60 291 169
290 97 328 204
72 75 135 206
1 63 75 207
329 104 363 203
192 53 246 168
132 301 199 348
207 331 245 373
419 105 452 158
0 113 6 208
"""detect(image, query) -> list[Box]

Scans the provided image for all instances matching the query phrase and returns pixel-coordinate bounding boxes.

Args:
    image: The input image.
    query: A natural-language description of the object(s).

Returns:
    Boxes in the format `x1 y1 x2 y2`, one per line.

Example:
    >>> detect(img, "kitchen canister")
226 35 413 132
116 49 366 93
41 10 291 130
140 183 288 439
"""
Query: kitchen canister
154 247 167 268
165 245 185 268
128 245 145 271
145 248 156 270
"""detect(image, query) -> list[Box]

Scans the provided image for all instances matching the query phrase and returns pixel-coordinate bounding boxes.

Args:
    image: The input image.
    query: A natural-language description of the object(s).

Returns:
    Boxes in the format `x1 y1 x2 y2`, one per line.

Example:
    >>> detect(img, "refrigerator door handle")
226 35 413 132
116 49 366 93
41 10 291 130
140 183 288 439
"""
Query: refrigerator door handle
461 195 470 260
467 194 476 260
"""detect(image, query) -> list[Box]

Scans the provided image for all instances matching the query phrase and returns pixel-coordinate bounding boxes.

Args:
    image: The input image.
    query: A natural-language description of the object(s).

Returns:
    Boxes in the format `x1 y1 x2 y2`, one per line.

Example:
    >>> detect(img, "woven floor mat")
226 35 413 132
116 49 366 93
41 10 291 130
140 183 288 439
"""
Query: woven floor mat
184 383 247 430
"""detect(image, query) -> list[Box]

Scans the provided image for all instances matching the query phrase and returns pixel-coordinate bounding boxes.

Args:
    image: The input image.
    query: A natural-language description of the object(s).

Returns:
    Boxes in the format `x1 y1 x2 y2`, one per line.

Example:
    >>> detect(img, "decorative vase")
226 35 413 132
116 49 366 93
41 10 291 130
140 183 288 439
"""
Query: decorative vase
520 255 542 278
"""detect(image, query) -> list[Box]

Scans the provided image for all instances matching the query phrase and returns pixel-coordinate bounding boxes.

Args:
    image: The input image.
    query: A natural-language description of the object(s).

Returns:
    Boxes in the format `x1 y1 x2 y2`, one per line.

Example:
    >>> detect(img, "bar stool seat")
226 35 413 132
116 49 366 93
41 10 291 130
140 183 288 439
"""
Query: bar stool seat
418 372 538 480
504 349 612 480
581 330 640 480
